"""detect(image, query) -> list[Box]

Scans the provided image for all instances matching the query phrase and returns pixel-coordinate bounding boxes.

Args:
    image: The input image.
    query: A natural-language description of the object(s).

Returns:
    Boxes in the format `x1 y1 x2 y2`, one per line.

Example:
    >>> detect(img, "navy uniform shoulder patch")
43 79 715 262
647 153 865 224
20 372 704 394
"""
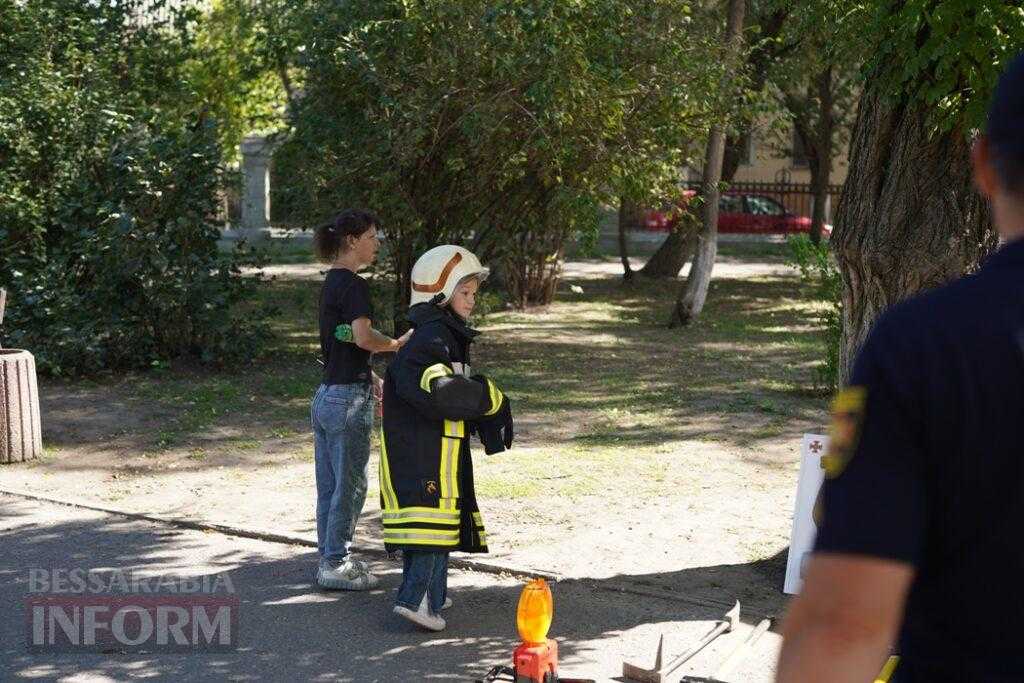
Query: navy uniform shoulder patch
813 386 867 526
821 386 866 479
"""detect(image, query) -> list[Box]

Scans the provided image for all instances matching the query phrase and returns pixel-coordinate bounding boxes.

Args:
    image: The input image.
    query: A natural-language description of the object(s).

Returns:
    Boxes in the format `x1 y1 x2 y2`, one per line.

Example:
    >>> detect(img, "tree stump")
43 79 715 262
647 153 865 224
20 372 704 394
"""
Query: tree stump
1 349 42 464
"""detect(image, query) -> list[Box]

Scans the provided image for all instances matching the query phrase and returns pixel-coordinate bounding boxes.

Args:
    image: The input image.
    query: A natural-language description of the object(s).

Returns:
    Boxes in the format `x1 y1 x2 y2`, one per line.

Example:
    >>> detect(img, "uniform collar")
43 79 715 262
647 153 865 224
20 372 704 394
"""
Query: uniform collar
983 237 1024 270
406 303 480 340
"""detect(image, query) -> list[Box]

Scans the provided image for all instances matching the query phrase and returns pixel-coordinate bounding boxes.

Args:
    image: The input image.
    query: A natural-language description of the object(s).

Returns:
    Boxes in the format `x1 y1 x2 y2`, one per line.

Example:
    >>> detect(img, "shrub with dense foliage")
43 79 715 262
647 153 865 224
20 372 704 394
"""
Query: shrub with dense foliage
0 0 272 375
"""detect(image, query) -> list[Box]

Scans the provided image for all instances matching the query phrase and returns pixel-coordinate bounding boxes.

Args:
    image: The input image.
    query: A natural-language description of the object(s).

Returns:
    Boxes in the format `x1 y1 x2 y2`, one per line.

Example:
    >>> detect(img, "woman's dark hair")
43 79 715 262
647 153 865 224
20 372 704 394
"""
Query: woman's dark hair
313 209 380 263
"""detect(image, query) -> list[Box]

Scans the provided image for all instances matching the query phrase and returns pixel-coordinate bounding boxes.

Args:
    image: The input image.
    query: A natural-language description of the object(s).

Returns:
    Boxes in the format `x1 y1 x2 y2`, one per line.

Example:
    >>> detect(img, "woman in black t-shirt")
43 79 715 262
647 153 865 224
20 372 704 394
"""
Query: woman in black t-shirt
310 209 410 591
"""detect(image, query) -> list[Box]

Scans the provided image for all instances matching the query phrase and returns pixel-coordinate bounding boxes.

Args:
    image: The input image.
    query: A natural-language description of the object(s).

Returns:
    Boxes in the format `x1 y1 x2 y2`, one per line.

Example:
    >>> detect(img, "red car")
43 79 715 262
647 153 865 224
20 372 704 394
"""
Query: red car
643 191 832 236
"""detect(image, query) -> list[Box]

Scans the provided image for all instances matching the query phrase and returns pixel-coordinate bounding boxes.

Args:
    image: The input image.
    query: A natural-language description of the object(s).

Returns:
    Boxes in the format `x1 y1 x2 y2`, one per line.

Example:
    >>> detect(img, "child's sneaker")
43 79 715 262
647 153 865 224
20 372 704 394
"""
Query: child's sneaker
393 594 446 631
317 559 379 591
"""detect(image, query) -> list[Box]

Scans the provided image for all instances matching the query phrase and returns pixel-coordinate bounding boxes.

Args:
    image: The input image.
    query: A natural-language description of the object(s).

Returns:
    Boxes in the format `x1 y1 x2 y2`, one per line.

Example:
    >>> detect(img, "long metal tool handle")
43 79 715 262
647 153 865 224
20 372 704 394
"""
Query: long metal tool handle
712 617 772 680
661 621 729 677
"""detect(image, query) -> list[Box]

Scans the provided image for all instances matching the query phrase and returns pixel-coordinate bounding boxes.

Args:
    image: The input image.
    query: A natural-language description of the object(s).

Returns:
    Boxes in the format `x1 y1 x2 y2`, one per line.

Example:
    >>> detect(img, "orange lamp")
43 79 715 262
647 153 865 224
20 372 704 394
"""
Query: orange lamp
513 579 559 683
517 579 553 643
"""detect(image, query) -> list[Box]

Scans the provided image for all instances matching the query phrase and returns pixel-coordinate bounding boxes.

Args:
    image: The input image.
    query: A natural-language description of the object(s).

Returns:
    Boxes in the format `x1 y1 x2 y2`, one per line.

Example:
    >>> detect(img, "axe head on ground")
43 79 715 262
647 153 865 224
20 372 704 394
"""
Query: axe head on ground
722 601 740 632
622 601 742 683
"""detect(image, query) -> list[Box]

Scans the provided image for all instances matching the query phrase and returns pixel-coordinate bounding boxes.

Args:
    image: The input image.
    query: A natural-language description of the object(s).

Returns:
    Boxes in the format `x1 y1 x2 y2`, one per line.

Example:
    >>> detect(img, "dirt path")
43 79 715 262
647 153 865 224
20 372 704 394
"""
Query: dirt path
257 257 794 282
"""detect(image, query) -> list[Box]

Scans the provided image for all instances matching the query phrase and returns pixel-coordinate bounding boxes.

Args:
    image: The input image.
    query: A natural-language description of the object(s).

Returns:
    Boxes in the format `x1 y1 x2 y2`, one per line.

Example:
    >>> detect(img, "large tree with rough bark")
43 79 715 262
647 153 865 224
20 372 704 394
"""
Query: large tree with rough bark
826 0 1024 382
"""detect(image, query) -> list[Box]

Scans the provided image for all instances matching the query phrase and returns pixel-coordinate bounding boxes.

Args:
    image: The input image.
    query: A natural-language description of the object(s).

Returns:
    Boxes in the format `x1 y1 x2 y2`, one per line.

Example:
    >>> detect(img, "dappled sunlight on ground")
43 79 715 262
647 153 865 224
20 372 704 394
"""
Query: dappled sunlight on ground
7 248 830 613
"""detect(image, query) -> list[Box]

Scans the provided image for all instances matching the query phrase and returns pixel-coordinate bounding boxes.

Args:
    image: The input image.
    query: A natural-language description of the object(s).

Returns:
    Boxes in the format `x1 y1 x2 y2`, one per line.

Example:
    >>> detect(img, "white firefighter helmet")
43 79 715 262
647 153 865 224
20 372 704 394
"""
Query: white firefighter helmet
409 245 489 307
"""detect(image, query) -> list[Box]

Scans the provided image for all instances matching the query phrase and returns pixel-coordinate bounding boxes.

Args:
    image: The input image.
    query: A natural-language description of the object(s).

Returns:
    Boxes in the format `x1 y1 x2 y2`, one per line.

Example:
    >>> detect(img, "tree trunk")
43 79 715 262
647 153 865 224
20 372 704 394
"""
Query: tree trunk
810 66 834 245
670 0 746 327
833 87 996 383
638 132 745 281
277 62 299 115
640 8 783 281
505 242 564 309
670 127 727 327
618 198 639 280
638 226 695 279
721 132 747 185
390 237 415 336
810 160 830 245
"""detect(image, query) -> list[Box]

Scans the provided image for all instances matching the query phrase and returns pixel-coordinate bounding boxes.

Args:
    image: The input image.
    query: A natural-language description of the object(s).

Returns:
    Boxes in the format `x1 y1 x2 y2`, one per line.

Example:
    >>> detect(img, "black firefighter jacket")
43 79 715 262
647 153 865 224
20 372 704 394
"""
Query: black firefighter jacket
379 303 506 554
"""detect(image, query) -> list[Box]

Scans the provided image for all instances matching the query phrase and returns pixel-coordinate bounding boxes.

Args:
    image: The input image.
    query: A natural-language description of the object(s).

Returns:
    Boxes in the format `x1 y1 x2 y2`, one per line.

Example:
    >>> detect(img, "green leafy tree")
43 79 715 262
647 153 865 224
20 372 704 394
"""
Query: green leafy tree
671 0 748 327
767 0 860 245
638 1 791 279
275 0 725 317
0 0 272 375
187 0 288 163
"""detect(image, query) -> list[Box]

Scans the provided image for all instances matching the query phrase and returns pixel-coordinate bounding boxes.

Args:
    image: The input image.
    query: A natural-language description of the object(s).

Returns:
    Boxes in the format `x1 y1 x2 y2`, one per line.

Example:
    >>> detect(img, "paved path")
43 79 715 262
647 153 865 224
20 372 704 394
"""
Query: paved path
1 495 782 682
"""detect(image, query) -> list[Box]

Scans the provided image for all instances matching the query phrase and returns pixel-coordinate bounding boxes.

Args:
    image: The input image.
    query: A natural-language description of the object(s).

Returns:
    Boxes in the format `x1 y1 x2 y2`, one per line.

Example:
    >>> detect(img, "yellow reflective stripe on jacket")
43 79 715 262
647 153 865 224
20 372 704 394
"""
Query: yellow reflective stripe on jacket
378 427 400 511
381 508 460 524
383 516 459 527
439 437 461 508
473 511 487 545
383 529 460 546
443 419 465 438
420 363 453 392
472 511 486 545
484 378 503 416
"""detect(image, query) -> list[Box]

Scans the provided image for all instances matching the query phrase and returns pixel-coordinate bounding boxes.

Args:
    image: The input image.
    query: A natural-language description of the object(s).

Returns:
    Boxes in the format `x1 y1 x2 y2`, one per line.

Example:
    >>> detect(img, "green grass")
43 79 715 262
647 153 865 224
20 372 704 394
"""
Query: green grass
716 239 791 262
475 270 828 457
75 244 830 499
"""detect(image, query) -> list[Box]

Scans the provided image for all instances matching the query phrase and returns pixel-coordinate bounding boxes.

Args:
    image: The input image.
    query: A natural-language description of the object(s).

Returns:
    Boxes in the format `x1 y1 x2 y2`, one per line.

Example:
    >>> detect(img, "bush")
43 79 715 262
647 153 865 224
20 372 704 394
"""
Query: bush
275 0 724 316
0 0 273 376
788 235 842 390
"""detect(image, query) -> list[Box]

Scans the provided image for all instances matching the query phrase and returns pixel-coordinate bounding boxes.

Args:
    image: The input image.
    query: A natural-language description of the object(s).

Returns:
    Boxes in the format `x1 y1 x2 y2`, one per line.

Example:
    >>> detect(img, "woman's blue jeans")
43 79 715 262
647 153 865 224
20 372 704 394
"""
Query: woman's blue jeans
396 550 449 613
311 382 373 567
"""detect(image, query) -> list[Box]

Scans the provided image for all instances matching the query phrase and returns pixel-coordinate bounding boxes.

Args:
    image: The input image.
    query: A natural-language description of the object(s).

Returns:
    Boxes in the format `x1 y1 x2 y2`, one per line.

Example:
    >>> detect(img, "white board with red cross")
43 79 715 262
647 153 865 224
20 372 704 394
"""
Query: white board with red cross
783 434 829 595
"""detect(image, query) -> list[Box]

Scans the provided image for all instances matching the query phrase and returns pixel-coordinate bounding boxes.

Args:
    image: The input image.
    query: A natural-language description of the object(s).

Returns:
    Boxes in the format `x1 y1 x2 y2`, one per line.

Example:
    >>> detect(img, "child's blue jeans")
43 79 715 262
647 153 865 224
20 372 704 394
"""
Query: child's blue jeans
396 550 449 613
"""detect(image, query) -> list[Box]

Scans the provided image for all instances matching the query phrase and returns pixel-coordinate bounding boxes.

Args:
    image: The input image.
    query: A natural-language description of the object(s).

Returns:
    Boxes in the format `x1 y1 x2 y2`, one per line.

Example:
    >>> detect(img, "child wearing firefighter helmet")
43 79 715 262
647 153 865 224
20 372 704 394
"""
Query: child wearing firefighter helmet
380 245 514 631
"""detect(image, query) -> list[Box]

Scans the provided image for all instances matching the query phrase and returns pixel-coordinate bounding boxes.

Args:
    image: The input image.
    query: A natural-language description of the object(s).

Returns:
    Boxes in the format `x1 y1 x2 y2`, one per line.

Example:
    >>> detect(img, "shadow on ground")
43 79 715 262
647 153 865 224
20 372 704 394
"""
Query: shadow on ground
1 501 788 681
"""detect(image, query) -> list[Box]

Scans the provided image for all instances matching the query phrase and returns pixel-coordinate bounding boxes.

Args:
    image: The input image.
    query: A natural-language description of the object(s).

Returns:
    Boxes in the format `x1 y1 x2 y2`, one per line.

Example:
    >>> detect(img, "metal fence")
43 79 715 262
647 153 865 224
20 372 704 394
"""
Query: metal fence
683 180 843 223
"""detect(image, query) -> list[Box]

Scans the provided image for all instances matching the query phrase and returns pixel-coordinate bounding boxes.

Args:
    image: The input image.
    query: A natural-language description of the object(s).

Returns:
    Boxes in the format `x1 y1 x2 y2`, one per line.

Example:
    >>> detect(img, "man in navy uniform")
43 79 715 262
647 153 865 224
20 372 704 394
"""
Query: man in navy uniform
777 54 1024 683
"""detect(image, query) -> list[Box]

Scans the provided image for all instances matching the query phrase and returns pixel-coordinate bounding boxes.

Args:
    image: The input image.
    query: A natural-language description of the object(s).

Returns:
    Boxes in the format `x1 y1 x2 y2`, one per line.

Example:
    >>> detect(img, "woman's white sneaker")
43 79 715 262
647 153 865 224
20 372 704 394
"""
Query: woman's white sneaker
393 594 446 631
441 597 453 610
316 559 379 591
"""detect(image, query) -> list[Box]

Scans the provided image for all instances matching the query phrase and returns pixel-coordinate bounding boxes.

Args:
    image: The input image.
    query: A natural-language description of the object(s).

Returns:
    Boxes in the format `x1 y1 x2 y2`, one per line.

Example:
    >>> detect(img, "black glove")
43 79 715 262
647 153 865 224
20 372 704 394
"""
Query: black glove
472 396 513 454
